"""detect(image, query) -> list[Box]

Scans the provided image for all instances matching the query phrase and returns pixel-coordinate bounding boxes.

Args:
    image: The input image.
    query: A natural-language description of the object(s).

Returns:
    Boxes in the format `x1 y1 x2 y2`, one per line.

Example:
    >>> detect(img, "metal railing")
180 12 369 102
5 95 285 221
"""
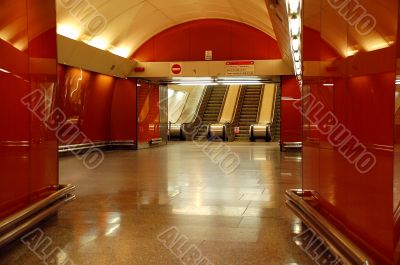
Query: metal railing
0 184 76 248
286 189 378 265
256 84 266 124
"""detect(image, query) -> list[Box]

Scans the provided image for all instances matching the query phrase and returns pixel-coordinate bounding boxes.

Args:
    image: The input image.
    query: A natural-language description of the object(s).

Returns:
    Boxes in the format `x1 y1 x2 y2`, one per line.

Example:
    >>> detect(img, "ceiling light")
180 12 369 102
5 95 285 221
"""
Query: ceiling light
291 37 300 51
57 24 81 40
172 77 213 81
109 46 131 58
87 37 109 50
289 16 301 36
323 83 334 87
218 77 261 81
220 81 263 86
287 0 301 14
178 82 218 86
294 61 301 70
293 51 301 61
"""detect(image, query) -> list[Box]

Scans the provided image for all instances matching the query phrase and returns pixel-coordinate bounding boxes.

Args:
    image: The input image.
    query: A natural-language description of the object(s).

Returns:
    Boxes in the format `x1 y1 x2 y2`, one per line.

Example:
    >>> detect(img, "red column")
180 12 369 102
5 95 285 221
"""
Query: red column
302 1 398 263
0 0 58 218
281 76 302 145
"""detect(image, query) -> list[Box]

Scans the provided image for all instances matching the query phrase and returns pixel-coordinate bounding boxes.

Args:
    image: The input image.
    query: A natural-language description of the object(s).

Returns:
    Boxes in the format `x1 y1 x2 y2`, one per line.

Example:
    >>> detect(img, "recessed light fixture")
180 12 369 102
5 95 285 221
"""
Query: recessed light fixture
287 0 301 14
291 37 300 52
289 16 301 36
286 0 302 86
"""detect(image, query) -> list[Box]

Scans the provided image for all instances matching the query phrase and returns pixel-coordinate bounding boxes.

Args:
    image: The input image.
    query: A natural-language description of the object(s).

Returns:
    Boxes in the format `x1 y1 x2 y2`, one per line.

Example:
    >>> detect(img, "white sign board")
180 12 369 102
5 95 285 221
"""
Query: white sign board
205 50 213 61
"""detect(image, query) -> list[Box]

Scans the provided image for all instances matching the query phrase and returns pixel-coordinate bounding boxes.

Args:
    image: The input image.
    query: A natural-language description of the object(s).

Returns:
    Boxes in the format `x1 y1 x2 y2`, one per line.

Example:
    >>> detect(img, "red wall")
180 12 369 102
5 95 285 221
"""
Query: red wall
302 5 397 264
111 79 137 141
132 19 281 62
58 65 138 145
137 80 160 144
0 0 58 219
281 76 302 144
394 8 400 262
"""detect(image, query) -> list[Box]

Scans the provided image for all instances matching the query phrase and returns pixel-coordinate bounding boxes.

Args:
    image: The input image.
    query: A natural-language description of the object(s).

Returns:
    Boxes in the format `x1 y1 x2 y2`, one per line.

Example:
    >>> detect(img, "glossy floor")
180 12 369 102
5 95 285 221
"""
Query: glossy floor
0 142 313 265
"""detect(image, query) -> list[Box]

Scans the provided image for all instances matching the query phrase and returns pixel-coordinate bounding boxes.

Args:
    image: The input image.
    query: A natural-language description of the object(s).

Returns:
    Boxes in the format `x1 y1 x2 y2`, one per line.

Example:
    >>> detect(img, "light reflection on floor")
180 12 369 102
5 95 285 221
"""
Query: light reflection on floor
0 142 313 265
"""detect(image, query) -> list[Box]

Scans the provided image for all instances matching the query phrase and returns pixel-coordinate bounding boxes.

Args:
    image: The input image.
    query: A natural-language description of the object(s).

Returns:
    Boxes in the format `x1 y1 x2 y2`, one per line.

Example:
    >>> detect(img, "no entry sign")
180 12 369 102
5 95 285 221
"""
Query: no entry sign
171 63 182 75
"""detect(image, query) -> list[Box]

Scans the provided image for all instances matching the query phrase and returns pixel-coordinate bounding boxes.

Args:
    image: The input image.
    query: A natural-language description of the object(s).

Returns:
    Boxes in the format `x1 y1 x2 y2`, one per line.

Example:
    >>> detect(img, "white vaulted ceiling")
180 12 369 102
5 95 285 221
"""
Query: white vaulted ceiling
56 0 275 58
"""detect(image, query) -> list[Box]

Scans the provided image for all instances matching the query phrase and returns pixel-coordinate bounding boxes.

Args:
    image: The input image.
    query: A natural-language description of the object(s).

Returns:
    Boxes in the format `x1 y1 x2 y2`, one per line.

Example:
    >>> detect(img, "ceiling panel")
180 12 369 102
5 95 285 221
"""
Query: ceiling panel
56 0 275 58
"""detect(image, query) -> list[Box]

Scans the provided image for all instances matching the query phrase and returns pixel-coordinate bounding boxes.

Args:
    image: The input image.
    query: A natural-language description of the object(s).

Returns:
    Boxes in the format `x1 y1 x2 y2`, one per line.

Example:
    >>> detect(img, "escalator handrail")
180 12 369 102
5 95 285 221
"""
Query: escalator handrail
189 85 211 124
217 85 230 122
270 83 279 124
256 84 266 124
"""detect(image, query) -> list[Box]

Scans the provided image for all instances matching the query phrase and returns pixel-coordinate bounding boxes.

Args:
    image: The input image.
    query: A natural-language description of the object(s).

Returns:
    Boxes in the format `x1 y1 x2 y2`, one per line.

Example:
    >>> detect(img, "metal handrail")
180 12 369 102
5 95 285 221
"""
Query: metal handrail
228 85 246 138
189 85 211 124
217 85 229 122
0 184 75 233
270 83 279 124
286 189 378 265
0 184 75 248
256 84 266 123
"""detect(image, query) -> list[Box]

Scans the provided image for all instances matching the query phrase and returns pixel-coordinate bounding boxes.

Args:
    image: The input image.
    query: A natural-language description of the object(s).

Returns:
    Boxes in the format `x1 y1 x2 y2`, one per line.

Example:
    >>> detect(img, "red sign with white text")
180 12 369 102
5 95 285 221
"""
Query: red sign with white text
225 61 255 76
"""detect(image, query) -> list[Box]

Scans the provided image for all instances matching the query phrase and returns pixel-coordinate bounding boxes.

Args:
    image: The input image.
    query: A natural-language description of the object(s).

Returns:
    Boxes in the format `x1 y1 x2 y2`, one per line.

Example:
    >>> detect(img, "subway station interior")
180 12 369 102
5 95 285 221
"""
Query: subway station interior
0 0 399 264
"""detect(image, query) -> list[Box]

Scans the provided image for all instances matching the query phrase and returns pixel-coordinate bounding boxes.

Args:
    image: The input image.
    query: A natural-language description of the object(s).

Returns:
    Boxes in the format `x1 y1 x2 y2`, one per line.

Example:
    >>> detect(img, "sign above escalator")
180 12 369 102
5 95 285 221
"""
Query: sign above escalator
225 61 255 76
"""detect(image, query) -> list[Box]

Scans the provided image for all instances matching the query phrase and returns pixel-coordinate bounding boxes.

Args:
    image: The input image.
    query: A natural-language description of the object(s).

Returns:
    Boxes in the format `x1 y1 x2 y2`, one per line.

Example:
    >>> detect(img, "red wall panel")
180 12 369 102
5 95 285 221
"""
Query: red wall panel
281 76 302 144
137 80 160 144
80 74 115 141
58 66 139 145
302 2 397 263
0 0 58 219
58 65 115 144
132 19 281 62
111 79 137 141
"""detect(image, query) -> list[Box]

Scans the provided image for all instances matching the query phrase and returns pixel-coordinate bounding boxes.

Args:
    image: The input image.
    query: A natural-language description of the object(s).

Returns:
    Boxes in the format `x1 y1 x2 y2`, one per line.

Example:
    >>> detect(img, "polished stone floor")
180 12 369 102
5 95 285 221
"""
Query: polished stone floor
0 142 313 265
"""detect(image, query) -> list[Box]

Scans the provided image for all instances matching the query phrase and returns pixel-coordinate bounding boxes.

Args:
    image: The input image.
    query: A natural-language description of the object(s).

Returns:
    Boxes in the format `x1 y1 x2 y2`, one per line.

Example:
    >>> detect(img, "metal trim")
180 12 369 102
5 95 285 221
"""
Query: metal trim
286 189 377 265
0 184 76 248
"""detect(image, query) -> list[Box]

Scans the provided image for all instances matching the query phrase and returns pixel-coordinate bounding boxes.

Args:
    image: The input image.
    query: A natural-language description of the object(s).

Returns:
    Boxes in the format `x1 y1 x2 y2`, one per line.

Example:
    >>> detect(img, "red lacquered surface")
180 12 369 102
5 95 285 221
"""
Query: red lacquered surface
58 65 115 144
395 6 400 260
137 81 160 145
0 0 58 219
281 76 302 144
303 0 398 263
132 19 281 62
111 79 137 142
58 66 138 145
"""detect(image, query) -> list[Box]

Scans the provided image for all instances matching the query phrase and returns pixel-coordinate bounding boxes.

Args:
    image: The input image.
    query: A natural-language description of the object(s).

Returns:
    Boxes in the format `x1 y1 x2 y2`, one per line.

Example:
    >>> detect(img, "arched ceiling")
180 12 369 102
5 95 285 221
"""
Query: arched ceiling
303 0 397 58
56 0 275 58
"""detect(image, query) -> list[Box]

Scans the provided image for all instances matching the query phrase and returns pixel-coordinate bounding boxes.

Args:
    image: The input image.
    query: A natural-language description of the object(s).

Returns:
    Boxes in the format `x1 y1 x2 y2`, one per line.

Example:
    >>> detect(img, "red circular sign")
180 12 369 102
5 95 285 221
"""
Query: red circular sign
171 64 182 75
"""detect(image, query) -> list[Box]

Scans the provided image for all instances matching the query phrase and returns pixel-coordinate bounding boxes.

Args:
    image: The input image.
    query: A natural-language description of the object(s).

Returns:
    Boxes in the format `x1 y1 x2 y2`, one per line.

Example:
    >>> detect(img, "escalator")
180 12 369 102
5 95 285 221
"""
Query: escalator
271 84 281 142
194 85 228 140
235 85 263 141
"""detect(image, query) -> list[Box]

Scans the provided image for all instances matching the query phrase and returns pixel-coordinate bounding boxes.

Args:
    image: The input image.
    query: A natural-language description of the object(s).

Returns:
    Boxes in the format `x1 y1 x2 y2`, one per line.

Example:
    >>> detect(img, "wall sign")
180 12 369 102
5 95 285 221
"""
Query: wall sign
171 63 182 75
225 61 255 76
205 50 213 61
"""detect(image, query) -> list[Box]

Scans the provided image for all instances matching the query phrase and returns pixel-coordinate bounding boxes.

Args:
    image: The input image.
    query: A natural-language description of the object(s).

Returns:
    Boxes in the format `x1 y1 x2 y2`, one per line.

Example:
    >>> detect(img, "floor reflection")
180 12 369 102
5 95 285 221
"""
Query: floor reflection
0 142 313 265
